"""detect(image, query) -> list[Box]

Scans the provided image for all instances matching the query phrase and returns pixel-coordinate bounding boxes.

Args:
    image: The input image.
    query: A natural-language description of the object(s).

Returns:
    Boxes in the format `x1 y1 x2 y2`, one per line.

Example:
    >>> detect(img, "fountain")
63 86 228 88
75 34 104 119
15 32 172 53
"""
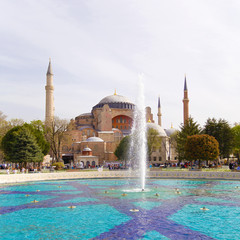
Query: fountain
129 74 147 191
1 179 239 239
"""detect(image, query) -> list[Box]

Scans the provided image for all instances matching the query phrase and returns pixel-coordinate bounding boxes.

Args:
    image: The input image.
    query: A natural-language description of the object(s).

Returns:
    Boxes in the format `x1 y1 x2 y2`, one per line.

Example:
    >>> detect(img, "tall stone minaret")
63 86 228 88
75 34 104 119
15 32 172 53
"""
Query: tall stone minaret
45 58 54 124
157 96 162 126
182 75 189 125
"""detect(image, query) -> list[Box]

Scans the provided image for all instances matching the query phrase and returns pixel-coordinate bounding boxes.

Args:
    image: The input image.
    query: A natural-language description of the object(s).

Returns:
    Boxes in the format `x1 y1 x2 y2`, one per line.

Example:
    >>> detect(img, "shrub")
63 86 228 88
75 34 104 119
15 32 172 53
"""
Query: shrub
52 162 65 170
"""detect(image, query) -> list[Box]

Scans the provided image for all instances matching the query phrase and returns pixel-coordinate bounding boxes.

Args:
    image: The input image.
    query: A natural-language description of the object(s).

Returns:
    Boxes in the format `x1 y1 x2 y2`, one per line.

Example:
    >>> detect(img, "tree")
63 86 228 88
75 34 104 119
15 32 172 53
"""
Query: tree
0 112 9 161
115 128 163 165
0 116 25 144
114 136 130 166
24 122 50 155
1 126 43 167
30 120 46 132
147 128 162 160
166 131 178 161
176 117 201 161
232 125 240 162
203 118 234 159
0 112 25 161
185 134 219 168
8 118 25 127
45 117 69 162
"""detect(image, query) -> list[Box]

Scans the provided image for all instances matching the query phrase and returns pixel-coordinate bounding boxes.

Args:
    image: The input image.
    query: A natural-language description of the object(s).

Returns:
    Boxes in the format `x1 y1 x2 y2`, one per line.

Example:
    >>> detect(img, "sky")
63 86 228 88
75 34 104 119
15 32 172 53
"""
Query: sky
0 0 240 130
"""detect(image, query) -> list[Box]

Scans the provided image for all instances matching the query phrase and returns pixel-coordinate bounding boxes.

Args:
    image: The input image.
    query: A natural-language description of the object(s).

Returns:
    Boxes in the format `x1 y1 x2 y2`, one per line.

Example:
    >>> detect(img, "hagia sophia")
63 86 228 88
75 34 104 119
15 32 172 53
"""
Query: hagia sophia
45 59 189 168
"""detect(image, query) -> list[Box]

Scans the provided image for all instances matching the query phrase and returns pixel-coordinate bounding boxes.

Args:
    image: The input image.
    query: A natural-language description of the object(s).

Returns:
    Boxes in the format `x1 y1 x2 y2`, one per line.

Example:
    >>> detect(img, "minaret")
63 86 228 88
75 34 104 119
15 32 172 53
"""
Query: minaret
45 58 54 124
157 96 162 126
182 75 189 125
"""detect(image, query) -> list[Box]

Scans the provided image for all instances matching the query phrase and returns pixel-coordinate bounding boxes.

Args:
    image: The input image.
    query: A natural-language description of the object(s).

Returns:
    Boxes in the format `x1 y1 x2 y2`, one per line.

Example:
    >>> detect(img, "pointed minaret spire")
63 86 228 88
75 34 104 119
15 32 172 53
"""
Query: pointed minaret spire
184 74 187 91
45 58 54 124
157 96 162 126
183 74 189 125
47 58 53 75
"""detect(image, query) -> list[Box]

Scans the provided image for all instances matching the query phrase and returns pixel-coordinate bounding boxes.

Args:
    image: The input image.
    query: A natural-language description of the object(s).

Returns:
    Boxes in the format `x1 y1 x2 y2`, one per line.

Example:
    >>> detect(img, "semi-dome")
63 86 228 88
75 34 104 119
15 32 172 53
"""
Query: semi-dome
85 137 104 142
77 113 93 117
146 122 167 137
92 94 135 110
165 127 177 137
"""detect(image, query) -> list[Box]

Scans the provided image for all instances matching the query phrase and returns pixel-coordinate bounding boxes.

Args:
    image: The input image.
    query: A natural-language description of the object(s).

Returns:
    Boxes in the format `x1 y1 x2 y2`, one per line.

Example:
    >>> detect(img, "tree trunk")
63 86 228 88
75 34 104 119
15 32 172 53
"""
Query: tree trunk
198 160 201 169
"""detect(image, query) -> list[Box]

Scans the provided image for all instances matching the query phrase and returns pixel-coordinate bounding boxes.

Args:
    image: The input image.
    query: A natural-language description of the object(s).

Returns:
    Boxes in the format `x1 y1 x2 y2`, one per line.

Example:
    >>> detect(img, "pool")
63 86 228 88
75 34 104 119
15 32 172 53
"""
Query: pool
1 179 240 239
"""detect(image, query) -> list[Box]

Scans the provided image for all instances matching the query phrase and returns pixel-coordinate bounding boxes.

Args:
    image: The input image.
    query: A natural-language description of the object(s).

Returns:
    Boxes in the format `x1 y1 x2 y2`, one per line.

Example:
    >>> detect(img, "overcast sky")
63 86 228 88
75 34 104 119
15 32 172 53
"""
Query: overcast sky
0 0 240 129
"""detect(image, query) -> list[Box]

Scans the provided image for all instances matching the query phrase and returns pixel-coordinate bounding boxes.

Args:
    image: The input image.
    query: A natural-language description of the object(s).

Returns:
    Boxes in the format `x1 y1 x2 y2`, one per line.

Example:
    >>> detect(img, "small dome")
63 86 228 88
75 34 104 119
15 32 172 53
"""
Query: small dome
146 123 167 137
85 137 104 142
99 94 133 105
83 147 92 152
165 127 177 137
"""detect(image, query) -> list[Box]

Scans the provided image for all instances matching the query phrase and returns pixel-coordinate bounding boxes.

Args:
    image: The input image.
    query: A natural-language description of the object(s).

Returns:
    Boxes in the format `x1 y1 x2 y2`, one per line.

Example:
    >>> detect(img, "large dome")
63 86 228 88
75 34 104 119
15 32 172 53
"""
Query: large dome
99 94 133 105
146 123 167 137
92 94 135 110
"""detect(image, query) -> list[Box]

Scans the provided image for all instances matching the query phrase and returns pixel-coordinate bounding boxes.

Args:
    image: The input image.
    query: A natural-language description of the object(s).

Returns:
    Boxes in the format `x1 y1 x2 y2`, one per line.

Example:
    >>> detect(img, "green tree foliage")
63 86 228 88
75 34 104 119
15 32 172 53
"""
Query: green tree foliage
167 131 178 161
52 162 65 170
0 111 8 147
0 112 25 161
114 136 130 166
185 134 219 168
115 128 163 164
1 126 43 166
0 114 25 144
8 118 25 127
176 117 201 161
23 122 50 155
232 125 240 162
147 128 162 160
30 120 46 132
203 118 234 158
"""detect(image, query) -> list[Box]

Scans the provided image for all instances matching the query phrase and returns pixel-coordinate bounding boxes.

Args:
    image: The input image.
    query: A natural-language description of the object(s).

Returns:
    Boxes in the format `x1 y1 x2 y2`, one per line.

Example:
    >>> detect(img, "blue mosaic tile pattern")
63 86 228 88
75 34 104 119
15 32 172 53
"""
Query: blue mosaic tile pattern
0 193 56 207
195 196 235 204
58 197 99 204
1 179 240 239
1 183 76 192
141 231 170 239
1 204 131 240
133 201 162 210
169 204 240 240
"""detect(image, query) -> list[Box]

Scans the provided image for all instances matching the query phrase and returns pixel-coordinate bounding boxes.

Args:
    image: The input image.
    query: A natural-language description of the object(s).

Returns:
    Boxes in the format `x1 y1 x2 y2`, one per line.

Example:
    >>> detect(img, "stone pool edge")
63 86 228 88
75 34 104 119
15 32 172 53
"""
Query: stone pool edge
1 171 240 184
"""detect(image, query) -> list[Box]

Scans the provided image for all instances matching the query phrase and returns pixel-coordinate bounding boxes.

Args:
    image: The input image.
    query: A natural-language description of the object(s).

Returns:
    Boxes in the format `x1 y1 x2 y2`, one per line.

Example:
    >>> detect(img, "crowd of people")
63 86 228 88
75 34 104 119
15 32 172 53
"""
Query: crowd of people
0 164 40 174
2 160 240 174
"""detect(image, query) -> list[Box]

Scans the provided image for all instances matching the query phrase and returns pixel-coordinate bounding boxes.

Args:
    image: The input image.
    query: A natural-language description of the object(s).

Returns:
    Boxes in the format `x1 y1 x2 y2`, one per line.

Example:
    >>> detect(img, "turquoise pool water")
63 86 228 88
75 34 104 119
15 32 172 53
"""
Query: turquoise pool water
1 179 240 239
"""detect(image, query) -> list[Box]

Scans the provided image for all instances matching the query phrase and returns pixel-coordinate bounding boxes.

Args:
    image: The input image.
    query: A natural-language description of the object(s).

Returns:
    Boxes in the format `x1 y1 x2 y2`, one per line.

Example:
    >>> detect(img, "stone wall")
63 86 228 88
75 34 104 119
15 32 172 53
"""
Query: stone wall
1 170 240 184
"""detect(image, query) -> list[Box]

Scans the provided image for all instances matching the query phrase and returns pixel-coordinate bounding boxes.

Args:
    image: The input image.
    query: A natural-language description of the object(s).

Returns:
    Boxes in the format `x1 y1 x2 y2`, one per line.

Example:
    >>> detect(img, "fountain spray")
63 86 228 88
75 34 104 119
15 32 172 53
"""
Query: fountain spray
130 74 147 190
